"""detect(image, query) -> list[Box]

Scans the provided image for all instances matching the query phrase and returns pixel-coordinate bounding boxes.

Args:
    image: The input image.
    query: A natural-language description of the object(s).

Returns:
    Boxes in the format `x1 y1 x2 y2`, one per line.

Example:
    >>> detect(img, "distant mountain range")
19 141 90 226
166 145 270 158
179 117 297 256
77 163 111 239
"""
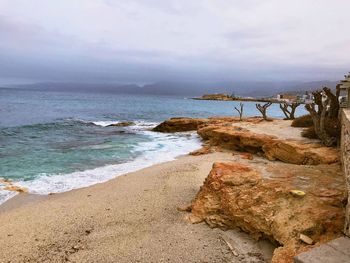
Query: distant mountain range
6 80 339 97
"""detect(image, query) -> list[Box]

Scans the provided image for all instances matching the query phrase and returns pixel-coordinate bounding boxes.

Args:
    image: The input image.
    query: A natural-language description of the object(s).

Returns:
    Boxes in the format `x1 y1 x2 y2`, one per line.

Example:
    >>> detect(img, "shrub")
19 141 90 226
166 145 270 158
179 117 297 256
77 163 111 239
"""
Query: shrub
300 117 340 140
291 114 313 127
301 126 318 139
325 118 340 138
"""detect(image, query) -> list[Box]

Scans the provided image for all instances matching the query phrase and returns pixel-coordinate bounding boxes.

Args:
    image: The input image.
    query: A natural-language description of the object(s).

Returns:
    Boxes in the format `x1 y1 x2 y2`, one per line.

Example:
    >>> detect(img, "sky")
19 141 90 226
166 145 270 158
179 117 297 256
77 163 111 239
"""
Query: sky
0 0 349 85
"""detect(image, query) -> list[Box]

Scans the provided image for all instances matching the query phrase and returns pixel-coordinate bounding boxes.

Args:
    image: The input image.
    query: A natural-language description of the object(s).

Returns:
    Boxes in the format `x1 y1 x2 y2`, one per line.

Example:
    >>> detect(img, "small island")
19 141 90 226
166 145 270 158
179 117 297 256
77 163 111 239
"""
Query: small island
193 92 315 104
193 93 276 102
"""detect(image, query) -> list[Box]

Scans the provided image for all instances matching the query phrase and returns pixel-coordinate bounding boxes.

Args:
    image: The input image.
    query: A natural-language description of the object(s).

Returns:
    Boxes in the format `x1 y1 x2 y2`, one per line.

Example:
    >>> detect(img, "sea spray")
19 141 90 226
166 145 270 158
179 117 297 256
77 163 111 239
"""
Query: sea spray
0 123 201 203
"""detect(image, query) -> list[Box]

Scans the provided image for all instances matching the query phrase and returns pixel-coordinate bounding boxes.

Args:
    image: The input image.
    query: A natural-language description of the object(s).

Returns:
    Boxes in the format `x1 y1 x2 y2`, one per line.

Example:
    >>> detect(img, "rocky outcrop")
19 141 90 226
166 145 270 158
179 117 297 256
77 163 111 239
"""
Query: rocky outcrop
108 121 135 127
198 126 339 165
190 162 345 263
189 146 215 156
153 116 264 133
0 178 28 193
262 140 339 165
153 117 339 164
153 118 209 132
189 146 224 156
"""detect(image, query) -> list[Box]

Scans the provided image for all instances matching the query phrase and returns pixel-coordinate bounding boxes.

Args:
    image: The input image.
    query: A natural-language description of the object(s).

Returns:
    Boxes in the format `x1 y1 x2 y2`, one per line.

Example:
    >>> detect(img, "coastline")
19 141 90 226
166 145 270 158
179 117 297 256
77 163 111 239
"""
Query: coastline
0 152 275 262
0 129 202 206
0 116 344 262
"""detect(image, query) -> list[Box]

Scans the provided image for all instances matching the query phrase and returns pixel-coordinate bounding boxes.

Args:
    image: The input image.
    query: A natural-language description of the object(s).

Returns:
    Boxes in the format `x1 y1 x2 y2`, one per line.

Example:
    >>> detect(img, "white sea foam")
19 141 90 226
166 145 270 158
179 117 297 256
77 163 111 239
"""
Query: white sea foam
1 127 201 202
91 120 119 127
92 120 158 129
0 190 18 205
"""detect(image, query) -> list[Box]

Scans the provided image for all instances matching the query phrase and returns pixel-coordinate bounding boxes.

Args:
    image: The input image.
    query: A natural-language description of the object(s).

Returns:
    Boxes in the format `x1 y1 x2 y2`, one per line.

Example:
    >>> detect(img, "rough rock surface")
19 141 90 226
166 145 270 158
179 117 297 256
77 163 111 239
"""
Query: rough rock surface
0 178 28 193
153 117 209 132
108 121 135 127
341 109 350 236
153 116 264 133
189 146 215 156
190 162 345 263
154 117 338 165
198 126 339 165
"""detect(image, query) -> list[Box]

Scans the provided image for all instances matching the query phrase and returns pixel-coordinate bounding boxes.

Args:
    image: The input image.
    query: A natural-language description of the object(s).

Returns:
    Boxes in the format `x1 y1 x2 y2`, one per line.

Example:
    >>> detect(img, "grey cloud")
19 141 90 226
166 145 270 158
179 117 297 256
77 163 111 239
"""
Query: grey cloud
0 0 349 85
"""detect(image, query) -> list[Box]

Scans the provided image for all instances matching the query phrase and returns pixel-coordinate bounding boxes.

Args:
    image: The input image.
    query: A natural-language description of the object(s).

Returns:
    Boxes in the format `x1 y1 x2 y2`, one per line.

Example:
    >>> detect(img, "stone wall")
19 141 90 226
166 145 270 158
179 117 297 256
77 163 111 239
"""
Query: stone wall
341 109 350 236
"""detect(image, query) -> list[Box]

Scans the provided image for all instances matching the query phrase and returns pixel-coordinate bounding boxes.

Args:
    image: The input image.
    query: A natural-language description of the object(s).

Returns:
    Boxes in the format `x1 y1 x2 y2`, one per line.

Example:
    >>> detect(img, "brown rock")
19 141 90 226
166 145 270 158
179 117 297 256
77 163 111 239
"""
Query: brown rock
152 116 256 133
4 185 28 193
153 118 209 132
177 205 192 212
240 152 254 160
262 140 339 165
190 162 345 263
153 116 264 133
108 121 135 127
0 178 11 183
197 126 276 153
197 125 339 165
186 214 203 224
189 146 213 156
154 116 339 165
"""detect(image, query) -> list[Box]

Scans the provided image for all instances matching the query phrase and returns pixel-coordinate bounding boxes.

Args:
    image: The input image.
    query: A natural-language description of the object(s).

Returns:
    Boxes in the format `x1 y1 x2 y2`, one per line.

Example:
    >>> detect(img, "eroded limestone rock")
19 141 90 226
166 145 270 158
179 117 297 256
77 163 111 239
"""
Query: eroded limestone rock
190 162 345 263
152 116 263 133
154 117 339 165
198 126 339 165
153 117 209 132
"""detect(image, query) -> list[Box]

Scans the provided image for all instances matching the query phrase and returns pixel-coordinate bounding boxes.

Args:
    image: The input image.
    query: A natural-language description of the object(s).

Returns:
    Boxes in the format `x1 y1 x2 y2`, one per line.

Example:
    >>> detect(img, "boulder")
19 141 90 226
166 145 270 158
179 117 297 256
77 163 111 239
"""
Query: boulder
190 162 345 263
153 118 209 132
108 121 135 127
4 185 28 193
189 146 214 156
262 140 339 165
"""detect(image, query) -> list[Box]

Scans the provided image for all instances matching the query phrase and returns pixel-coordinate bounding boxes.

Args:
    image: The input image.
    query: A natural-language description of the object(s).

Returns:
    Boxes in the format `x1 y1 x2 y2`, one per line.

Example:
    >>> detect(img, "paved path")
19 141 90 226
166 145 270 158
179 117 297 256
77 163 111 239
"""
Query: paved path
294 237 350 263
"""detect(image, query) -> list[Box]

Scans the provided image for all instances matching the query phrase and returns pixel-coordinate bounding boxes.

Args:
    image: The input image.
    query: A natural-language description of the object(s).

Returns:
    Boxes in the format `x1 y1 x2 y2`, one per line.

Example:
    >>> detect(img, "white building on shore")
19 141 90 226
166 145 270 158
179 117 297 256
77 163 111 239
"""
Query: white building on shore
339 73 350 108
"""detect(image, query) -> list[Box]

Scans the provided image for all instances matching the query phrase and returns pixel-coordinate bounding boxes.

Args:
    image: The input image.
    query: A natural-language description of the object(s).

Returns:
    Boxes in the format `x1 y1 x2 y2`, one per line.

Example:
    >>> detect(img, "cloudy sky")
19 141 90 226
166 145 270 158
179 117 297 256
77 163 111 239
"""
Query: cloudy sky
0 0 349 84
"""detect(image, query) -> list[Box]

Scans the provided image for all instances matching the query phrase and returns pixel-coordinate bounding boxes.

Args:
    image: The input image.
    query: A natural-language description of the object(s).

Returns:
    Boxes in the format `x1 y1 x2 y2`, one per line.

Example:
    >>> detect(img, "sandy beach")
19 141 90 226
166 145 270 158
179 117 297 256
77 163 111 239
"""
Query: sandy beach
0 152 274 263
1 2 349 262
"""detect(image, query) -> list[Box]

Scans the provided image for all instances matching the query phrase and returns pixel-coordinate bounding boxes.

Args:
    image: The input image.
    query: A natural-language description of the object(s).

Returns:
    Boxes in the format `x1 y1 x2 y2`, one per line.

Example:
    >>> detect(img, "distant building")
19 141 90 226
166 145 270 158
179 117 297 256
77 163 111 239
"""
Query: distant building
276 94 298 102
339 73 350 108
299 92 314 104
276 92 314 104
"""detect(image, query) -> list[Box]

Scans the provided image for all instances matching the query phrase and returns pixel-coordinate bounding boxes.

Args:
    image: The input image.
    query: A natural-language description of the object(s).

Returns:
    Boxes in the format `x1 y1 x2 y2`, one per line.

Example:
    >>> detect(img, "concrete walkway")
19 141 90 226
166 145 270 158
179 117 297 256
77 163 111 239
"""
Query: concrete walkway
294 237 350 263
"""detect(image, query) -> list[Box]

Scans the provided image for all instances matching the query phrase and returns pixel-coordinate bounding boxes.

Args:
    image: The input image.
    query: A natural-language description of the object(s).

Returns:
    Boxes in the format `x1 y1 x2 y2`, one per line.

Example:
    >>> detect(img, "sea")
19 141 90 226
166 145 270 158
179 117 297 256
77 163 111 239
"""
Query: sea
0 88 307 204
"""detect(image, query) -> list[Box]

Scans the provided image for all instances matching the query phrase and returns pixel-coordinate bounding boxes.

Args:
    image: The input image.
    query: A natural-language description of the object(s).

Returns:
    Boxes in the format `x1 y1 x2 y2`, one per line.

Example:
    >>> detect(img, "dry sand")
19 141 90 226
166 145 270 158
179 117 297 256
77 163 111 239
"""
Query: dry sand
233 119 312 142
0 152 275 263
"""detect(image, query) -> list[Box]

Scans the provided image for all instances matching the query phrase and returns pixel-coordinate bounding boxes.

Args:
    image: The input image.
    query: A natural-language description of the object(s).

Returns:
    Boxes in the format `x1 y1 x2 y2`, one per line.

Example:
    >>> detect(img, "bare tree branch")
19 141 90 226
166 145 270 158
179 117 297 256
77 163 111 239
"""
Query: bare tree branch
256 102 272 120
279 102 300 120
234 102 244 121
305 87 339 146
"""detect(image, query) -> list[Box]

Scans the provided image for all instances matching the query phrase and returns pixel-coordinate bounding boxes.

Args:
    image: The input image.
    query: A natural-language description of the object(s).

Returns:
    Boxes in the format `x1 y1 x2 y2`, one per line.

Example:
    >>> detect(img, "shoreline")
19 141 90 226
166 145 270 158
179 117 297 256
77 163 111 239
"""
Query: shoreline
0 116 344 262
0 150 196 212
0 151 275 262
0 130 202 206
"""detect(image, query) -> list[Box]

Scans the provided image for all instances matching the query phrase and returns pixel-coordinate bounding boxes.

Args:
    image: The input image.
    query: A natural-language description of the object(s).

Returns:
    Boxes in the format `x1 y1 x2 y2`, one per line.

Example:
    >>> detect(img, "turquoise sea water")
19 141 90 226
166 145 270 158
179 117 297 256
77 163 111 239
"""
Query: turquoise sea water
0 88 307 203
